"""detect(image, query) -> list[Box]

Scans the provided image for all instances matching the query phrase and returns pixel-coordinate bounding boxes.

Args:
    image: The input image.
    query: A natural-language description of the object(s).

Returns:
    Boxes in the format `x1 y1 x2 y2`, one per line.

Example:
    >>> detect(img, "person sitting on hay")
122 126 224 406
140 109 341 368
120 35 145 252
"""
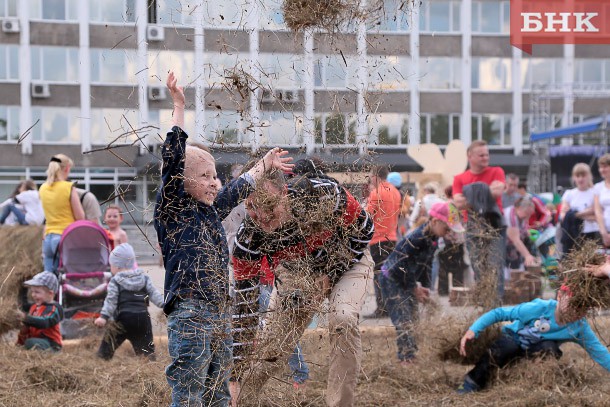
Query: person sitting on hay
457 284 610 394
231 161 375 407
380 201 464 365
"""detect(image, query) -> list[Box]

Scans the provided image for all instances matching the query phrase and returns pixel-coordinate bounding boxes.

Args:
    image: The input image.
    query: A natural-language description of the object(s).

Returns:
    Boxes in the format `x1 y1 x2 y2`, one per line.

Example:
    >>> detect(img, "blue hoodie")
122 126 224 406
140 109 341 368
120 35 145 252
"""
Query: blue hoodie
469 298 610 371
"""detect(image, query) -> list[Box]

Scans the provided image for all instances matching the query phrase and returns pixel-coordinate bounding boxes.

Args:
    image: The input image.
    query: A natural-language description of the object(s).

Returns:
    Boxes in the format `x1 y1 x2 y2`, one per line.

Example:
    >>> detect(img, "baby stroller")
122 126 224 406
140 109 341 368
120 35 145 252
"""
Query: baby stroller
529 225 559 283
56 220 112 339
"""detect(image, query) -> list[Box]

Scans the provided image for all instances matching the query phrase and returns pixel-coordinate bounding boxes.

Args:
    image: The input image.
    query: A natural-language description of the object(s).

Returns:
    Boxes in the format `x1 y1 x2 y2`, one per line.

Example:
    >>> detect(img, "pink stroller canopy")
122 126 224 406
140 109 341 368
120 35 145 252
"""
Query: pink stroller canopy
58 220 111 273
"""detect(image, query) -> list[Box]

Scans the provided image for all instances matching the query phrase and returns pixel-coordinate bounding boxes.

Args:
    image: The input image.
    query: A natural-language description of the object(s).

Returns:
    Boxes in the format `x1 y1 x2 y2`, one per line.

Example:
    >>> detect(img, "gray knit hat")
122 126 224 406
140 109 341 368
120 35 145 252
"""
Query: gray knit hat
24 271 59 293
109 243 136 270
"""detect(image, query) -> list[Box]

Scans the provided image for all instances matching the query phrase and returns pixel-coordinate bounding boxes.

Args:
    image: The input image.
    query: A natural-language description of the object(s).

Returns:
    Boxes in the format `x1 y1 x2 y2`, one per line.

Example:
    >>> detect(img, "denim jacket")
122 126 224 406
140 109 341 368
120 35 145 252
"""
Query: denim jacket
154 126 254 314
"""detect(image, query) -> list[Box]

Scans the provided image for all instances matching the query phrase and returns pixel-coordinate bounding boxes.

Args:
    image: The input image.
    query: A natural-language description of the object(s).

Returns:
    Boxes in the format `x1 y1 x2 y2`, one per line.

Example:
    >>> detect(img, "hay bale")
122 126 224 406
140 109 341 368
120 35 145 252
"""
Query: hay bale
560 240 610 310
0 226 44 335
430 314 501 365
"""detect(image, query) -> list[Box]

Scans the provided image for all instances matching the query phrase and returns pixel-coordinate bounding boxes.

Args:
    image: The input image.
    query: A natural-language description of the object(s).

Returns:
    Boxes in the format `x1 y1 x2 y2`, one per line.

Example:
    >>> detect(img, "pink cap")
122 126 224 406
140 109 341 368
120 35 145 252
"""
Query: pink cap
429 202 464 233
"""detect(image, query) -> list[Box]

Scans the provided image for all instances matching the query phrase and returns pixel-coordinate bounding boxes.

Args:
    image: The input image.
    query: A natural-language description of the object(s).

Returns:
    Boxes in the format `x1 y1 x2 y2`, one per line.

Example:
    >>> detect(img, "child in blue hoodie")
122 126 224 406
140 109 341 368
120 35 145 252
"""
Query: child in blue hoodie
457 284 610 393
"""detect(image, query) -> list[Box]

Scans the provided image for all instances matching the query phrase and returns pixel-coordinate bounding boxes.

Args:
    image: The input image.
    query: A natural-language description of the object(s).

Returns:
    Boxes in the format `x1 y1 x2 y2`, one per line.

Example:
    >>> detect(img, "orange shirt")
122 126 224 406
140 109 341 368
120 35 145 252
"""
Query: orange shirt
366 181 402 245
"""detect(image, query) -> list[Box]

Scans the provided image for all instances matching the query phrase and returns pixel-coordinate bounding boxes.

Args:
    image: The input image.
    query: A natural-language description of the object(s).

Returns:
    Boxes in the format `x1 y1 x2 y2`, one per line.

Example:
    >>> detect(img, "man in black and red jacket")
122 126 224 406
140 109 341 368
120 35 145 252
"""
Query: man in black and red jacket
231 165 374 407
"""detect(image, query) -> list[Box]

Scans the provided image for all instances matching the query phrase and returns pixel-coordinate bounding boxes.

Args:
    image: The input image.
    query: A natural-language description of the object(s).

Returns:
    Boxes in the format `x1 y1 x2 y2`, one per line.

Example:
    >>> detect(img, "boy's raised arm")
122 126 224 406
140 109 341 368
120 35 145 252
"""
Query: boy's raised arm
167 71 185 130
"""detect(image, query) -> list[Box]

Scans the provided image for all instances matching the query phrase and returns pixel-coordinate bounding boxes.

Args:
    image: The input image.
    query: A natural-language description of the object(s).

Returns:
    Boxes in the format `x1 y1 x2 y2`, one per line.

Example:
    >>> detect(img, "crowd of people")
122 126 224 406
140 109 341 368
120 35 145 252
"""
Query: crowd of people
6 70 610 407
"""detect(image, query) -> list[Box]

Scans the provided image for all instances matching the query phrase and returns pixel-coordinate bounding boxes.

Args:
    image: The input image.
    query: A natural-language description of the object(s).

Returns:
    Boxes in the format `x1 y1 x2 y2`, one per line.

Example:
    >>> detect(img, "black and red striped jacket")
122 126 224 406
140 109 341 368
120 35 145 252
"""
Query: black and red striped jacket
232 176 374 285
17 302 64 348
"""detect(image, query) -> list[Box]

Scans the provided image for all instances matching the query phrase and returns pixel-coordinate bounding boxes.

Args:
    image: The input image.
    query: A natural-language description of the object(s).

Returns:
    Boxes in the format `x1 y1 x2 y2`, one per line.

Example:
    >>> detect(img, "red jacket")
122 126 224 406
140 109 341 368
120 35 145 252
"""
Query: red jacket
17 302 64 348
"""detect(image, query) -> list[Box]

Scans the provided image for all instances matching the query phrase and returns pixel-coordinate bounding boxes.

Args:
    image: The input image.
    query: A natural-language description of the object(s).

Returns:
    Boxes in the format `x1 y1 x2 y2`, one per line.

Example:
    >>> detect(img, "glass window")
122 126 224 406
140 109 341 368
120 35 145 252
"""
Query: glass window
452 115 460 140
375 0 410 31
29 0 78 20
419 57 460 90
90 0 135 23
260 111 303 146
0 45 19 80
473 1 509 34
575 59 604 83
156 0 197 25
202 0 242 28
203 53 244 87
148 50 195 85
90 108 140 144
430 115 449 145
149 109 195 143
204 109 244 145
367 55 410 91
473 114 511 145
91 49 137 84
314 55 356 89
369 113 409 145
472 58 512 91
31 46 79 82
420 0 459 32
259 0 285 30
0 0 18 17
31 107 80 143
522 58 562 89
0 106 20 142
258 53 303 89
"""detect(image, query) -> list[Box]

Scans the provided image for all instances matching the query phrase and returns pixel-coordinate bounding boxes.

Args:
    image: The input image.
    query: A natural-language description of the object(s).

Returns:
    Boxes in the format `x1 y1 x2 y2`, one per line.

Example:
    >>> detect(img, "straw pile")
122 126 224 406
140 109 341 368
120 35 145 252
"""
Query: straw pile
0 226 44 335
560 239 610 310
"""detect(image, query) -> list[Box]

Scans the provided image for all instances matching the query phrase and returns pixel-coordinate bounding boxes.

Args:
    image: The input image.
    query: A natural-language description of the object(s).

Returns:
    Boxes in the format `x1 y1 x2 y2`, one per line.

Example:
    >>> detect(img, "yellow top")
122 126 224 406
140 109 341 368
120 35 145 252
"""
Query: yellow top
39 181 75 235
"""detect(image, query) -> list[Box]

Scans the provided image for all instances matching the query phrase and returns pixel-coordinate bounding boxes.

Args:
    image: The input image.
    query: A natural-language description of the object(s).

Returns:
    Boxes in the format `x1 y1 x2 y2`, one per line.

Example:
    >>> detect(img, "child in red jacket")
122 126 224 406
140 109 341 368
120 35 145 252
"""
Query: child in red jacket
17 271 64 352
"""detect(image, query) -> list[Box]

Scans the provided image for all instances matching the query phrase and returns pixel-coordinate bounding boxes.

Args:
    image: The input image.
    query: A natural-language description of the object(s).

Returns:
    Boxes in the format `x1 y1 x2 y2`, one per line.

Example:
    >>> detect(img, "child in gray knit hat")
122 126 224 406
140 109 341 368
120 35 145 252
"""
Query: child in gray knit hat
94 243 164 360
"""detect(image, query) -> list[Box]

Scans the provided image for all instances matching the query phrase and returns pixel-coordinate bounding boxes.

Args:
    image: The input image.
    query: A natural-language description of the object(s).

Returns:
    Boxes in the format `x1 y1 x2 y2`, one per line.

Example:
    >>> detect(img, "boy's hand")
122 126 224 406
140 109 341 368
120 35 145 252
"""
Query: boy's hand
166 71 185 108
459 330 475 356
15 309 26 322
262 147 294 173
585 262 610 279
415 285 430 304
94 317 107 327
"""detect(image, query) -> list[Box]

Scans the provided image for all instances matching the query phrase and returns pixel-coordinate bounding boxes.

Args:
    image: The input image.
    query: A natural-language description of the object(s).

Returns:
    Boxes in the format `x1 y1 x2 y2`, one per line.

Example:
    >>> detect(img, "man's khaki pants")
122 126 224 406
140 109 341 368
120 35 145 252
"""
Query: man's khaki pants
240 251 373 407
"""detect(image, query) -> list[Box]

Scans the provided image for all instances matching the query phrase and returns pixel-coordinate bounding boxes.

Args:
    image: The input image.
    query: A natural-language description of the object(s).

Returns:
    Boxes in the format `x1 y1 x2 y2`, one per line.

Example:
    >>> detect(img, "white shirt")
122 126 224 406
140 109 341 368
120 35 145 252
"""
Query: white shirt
562 187 599 234
15 190 45 225
594 181 610 232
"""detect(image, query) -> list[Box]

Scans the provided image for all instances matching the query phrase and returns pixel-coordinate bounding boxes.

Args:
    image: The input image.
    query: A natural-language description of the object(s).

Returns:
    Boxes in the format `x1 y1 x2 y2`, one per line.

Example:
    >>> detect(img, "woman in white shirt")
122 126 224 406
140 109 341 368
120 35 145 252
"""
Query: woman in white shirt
594 154 610 248
0 180 44 226
560 163 599 241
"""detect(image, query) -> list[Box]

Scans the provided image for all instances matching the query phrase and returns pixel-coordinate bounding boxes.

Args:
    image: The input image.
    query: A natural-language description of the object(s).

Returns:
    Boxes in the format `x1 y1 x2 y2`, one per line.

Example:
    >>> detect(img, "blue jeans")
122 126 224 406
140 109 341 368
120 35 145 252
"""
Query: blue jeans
379 273 418 361
0 203 27 225
166 299 232 407
259 284 310 384
24 337 60 352
43 233 62 273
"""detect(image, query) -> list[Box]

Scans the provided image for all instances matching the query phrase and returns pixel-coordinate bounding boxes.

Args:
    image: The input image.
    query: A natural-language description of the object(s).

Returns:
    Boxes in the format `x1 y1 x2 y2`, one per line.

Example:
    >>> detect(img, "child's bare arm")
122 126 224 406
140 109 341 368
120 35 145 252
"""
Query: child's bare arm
246 148 294 183
167 71 185 130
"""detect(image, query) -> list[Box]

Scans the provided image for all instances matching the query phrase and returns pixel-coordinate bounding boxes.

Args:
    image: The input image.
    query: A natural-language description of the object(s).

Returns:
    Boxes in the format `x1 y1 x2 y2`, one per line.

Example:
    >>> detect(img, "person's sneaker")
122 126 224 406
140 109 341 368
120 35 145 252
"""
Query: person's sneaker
363 309 388 319
456 376 480 394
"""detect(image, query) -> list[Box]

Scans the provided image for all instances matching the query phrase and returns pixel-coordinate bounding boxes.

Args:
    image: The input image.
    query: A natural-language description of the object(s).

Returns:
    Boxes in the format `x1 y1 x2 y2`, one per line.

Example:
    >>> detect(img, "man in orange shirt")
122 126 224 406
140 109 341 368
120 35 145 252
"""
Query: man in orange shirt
365 165 402 318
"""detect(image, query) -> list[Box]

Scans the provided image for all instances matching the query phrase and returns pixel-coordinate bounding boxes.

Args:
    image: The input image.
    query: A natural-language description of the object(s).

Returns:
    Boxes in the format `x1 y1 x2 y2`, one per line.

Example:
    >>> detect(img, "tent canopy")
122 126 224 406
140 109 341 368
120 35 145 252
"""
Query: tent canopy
530 114 610 142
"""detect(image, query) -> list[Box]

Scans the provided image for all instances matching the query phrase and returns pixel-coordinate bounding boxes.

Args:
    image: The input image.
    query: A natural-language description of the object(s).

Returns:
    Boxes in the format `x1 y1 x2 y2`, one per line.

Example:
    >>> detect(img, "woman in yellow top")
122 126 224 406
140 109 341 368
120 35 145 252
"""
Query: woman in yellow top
39 155 85 272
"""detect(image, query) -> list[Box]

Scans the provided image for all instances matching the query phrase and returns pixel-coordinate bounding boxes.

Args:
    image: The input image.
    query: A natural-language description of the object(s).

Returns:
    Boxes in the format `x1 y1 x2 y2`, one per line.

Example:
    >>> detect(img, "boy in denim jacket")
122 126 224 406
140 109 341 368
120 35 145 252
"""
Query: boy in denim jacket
155 72 292 406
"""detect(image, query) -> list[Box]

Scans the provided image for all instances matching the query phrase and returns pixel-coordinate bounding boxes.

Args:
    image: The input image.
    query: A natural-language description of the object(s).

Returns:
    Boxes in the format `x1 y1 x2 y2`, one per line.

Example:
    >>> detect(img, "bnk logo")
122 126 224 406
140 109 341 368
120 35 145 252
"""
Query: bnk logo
510 0 610 54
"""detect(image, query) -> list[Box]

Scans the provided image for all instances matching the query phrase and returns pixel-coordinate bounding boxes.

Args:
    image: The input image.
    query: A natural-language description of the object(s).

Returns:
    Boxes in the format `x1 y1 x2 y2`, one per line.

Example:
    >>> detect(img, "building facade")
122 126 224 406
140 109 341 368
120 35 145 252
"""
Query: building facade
1 0 610 223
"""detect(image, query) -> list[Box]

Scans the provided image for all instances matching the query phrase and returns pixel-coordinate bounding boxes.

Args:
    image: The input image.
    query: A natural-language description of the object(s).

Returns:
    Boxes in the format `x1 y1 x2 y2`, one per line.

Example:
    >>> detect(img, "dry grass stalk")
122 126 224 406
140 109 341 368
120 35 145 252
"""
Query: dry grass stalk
560 239 610 310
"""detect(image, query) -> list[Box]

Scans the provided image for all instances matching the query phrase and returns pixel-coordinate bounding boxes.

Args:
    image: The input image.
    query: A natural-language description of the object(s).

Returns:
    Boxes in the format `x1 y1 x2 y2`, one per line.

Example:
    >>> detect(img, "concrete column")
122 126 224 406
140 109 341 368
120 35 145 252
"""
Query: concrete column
460 0 472 146
19 0 32 155
303 29 315 155
136 0 148 154
194 2 205 141
248 0 261 152
355 5 368 155
409 1 420 145
512 47 523 155
79 1 91 153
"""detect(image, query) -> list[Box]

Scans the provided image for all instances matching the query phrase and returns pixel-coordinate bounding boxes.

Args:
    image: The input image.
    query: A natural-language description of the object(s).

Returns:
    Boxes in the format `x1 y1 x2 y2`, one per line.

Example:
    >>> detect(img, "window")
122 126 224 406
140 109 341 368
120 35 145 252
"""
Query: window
472 1 510 34
472 58 511 91
155 0 197 26
205 109 245 145
0 0 18 17
574 59 609 87
258 53 303 89
472 114 511 146
202 0 243 28
31 107 80 143
367 55 410 91
0 106 19 143
259 0 285 30
420 114 460 145
419 57 461 90
314 113 356 145
203 52 246 87
90 108 142 145
420 1 460 32
30 0 79 21
0 45 19 81
31 46 79 83
314 54 358 89
147 50 195 84
149 108 195 144
368 113 409 145
373 0 410 31
522 58 563 89
91 49 138 84
90 0 136 23
260 111 303 146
